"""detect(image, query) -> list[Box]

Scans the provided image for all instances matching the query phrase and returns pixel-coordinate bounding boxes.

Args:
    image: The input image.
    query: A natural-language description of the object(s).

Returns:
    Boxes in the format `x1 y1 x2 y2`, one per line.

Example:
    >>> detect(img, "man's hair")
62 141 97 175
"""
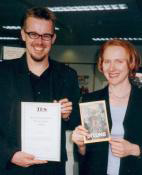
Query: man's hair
21 6 56 30
98 39 141 78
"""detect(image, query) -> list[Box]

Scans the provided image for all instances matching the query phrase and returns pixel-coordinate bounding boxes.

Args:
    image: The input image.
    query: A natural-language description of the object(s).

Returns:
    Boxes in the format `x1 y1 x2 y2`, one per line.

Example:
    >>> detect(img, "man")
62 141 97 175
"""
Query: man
0 7 80 175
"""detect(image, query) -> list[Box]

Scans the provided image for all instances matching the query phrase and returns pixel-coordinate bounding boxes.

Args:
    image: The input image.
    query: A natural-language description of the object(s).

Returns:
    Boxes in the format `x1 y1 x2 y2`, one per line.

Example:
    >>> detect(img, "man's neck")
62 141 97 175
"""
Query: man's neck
27 56 49 76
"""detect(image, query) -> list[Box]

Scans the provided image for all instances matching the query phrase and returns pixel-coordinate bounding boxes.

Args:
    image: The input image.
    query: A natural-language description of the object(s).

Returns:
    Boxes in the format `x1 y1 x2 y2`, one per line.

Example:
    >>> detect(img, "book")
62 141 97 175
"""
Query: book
79 100 110 143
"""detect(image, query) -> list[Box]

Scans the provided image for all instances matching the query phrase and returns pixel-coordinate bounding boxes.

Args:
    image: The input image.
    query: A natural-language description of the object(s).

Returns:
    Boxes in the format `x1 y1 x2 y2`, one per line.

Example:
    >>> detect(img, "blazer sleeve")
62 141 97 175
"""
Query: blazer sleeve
63 68 81 130
0 63 19 169
0 127 19 169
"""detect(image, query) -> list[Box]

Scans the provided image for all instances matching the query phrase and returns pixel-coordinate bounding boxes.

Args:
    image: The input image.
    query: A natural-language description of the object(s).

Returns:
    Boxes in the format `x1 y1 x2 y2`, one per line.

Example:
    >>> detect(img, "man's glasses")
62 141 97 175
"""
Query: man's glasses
24 31 54 41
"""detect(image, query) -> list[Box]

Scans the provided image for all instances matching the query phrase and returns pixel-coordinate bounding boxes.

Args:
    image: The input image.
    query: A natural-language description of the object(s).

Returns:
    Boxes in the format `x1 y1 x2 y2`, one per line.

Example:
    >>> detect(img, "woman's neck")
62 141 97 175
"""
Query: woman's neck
109 81 131 106
109 80 131 97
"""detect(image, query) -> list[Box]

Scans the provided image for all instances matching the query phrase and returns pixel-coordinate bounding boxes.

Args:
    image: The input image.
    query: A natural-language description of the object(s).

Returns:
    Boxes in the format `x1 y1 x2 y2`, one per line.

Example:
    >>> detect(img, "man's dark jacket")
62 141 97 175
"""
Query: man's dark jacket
0 55 80 175
78 85 142 175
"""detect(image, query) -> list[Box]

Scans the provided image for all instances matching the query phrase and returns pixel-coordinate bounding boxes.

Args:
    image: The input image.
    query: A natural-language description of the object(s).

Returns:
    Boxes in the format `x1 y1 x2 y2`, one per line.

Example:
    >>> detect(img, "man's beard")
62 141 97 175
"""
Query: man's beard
30 53 47 62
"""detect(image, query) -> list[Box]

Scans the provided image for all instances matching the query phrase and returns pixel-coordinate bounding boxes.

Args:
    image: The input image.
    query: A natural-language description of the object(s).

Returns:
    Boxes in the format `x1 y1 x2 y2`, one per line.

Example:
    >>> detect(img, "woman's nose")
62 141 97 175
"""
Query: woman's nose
109 62 115 71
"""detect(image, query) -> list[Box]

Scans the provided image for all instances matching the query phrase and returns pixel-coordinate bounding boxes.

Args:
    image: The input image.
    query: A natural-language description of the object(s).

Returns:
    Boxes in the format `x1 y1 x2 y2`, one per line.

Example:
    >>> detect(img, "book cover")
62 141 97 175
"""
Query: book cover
80 100 110 143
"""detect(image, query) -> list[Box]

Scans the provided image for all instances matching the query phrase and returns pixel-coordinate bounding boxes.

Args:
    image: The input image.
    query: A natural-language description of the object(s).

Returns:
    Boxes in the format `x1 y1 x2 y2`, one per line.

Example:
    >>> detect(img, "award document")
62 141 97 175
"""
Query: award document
21 102 61 161
80 100 110 143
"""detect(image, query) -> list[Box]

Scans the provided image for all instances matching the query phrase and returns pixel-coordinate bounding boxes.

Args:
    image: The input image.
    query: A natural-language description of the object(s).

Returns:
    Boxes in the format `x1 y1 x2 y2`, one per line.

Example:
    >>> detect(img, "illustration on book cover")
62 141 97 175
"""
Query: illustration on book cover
80 100 110 143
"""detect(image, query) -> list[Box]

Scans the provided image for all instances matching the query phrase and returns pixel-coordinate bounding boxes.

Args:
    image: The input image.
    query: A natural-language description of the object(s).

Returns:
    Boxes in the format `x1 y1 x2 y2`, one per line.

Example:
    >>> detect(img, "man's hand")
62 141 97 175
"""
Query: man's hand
59 98 72 120
109 138 140 158
11 151 48 167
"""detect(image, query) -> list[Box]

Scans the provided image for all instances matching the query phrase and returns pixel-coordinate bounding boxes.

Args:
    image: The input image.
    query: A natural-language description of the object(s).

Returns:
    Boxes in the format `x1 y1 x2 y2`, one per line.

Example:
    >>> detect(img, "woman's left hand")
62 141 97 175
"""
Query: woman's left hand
109 138 140 158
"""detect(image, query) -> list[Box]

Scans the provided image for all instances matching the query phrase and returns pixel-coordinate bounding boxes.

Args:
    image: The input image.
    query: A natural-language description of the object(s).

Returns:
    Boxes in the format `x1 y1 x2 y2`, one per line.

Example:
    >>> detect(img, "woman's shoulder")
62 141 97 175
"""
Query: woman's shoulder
82 86 108 102
131 84 142 97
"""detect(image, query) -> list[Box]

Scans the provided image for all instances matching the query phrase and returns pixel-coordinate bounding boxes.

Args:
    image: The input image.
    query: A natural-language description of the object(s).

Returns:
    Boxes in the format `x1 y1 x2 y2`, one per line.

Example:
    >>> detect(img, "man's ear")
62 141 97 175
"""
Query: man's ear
21 29 26 41
51 33 56 44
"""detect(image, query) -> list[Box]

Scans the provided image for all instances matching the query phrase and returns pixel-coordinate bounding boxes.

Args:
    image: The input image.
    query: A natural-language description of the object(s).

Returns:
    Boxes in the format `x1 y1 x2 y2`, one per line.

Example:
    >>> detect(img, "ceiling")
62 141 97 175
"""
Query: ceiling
1 0 142 46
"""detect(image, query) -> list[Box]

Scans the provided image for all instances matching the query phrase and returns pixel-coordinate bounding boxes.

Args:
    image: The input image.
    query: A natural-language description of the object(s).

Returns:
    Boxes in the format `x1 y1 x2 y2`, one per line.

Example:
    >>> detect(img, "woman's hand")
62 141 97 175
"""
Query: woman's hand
109 138 140 158
72 125 89 155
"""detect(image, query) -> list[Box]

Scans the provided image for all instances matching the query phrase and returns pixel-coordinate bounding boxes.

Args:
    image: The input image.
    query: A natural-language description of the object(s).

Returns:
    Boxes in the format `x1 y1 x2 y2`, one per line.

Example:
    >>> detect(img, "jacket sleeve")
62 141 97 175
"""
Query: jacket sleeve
63 68 81 130
0 95 19 169
0 126 19 169
0 63 19 169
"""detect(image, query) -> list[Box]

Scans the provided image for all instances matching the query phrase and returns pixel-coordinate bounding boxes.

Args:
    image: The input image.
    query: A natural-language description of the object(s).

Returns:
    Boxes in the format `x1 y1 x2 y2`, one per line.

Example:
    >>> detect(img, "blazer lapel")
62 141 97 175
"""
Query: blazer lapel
102 86 112 131
123 85 139 129
50 60 65 100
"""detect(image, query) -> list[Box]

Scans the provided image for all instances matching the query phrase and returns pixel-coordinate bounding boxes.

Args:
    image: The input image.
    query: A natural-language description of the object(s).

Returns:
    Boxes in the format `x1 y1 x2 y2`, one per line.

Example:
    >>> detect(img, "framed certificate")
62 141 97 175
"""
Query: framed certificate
80 100 110 143
21 102 61 161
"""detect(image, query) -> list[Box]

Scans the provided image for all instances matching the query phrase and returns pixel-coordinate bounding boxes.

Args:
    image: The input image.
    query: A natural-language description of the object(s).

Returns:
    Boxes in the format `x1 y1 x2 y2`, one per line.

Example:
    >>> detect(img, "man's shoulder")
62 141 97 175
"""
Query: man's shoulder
0 60 17 80
1 57 22 66
50 59 77 75
0 57 24 76
0 60 13 70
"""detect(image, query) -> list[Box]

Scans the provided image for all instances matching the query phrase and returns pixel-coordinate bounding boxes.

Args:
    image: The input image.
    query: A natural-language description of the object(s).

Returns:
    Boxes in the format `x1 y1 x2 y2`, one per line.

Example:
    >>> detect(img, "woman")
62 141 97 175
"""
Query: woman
72 39 142 175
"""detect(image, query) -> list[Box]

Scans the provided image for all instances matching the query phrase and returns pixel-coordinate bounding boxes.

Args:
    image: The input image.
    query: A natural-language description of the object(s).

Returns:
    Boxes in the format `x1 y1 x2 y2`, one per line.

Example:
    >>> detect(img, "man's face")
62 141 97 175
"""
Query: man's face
21 17 56 62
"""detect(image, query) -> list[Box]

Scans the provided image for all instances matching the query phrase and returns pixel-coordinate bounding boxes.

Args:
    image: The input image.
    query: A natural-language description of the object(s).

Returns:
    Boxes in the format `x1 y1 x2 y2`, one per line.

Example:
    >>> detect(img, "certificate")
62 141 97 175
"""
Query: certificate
80 100 110 143
21 102 61 161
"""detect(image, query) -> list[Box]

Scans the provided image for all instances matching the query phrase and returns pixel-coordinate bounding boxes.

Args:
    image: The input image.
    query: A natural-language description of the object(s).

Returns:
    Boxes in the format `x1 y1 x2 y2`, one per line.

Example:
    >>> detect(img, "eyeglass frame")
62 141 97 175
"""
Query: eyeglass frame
24 30 54 41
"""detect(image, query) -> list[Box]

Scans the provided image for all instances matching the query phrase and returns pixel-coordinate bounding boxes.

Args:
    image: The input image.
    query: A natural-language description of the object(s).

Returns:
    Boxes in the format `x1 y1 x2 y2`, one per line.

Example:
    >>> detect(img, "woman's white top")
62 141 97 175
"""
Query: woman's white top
107 105 127 175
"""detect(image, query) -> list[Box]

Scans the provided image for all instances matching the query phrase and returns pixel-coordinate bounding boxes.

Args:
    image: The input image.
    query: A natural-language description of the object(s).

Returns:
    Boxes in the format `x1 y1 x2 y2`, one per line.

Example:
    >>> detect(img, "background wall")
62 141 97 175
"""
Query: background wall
3 45 142 91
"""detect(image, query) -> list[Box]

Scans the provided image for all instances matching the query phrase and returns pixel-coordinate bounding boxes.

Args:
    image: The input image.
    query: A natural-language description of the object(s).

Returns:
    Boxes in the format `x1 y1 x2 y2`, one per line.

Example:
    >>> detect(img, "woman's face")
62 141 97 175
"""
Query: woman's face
102 45 129 86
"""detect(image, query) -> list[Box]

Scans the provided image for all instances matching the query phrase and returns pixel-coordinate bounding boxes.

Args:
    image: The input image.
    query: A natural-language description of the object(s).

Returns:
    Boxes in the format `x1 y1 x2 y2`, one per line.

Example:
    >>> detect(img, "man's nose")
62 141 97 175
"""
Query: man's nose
35 36 43 43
